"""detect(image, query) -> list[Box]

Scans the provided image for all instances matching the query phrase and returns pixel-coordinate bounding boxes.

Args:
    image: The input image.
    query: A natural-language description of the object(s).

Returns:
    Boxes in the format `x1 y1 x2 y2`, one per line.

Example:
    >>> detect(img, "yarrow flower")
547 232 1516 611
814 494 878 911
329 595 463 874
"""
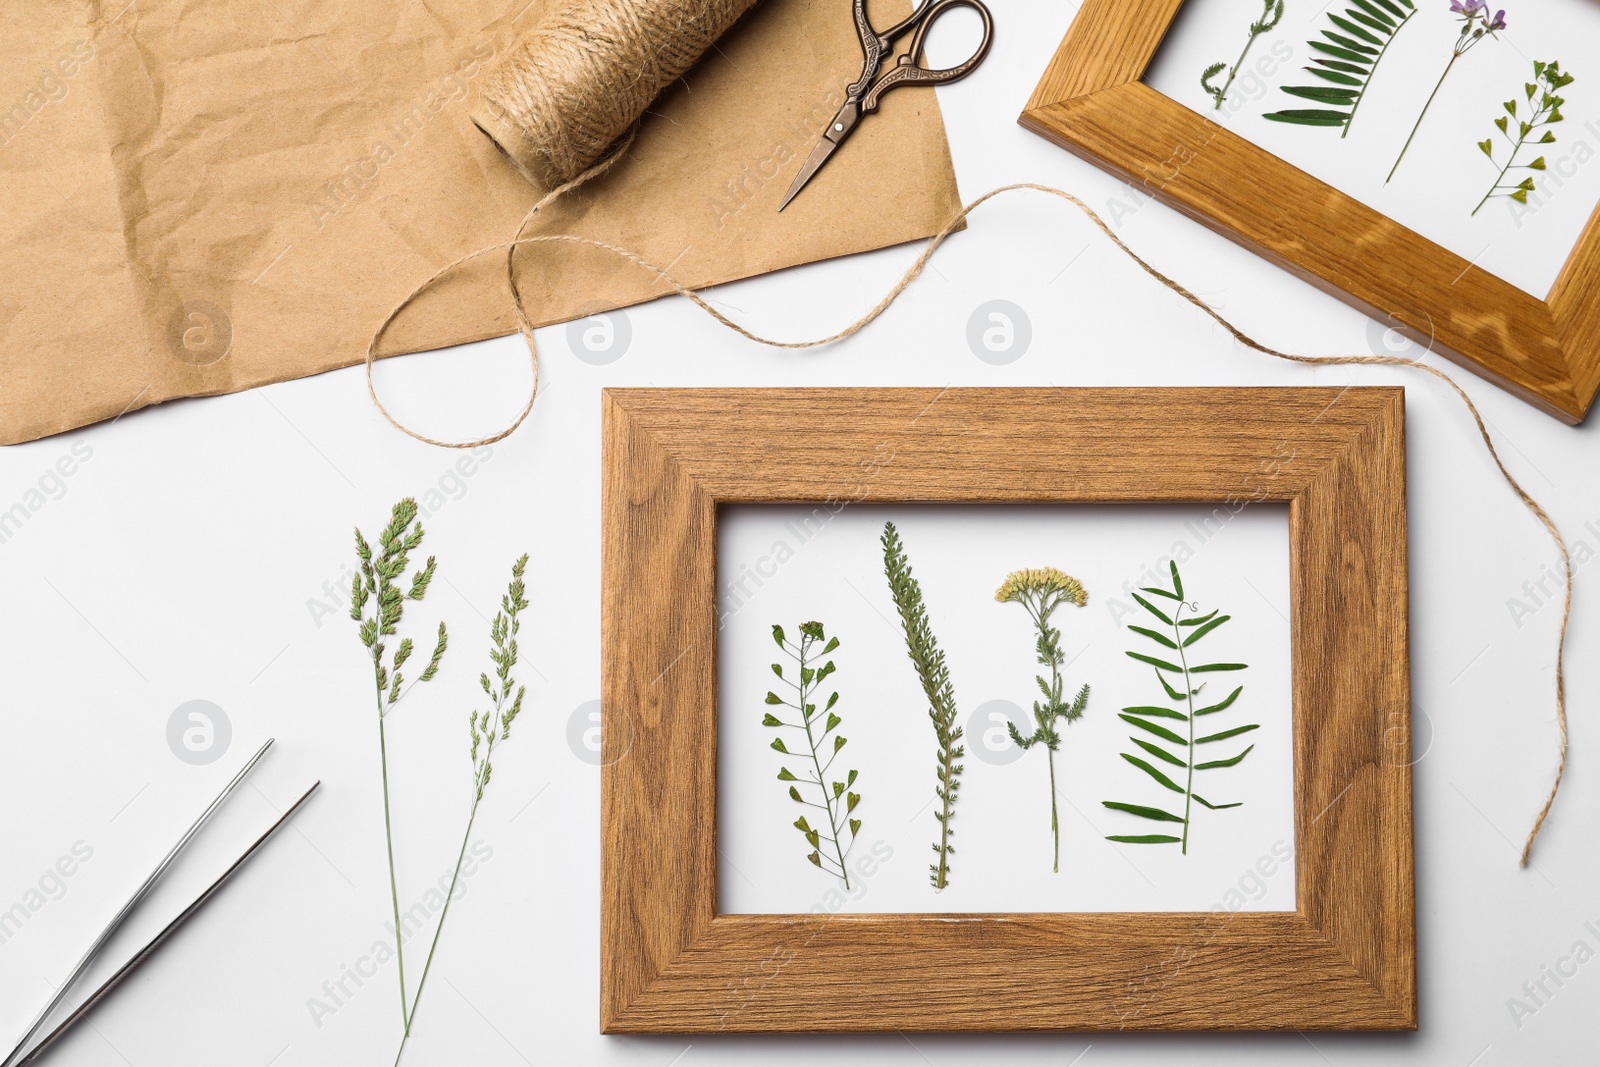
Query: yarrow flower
995 564 1091 873
994 567 1088 607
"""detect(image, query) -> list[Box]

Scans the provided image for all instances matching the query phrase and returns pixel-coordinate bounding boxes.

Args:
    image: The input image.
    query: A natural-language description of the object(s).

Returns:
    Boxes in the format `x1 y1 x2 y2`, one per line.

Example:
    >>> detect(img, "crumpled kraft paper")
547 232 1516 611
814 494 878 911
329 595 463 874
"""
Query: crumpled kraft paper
0 0 961 445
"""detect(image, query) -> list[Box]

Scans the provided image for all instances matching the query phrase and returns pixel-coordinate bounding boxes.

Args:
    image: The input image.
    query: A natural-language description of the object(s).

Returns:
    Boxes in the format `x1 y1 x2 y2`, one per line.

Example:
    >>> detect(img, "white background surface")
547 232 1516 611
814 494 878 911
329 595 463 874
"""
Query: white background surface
1145 0 1600 297
1 0 1598 1064
717 503 1295 915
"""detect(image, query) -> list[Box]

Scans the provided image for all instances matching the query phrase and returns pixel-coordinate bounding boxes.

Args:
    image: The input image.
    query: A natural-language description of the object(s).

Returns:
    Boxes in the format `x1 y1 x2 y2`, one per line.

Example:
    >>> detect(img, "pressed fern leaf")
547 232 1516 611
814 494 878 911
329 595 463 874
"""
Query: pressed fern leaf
1264 0 1417 136
1102 562 1258 855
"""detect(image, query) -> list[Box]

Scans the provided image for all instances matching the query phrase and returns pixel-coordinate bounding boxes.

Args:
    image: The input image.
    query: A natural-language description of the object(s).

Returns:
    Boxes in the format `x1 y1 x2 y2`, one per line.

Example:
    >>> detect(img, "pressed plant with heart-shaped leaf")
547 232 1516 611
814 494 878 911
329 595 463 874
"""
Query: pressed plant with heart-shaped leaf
1474 59 1574 215
1102 561 1256 855
1263 0 1418 136
763 621 861 887
995 567 1091 873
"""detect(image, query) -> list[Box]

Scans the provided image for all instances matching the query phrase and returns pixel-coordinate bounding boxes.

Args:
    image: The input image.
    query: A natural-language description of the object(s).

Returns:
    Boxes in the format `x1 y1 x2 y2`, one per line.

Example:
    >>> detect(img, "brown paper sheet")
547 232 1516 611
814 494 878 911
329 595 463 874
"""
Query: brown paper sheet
0 0 960 445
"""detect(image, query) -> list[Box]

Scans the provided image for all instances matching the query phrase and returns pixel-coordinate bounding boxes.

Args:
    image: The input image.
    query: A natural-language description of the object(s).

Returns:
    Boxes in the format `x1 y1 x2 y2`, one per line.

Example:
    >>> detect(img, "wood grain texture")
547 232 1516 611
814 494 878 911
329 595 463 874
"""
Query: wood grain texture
1018 0 1598 424
601 387 1416 1033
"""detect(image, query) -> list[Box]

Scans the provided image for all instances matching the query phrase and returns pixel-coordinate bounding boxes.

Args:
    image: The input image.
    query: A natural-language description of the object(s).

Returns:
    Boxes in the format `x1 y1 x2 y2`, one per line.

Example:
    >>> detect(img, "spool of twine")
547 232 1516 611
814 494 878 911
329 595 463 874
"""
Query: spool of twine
471 0 761 187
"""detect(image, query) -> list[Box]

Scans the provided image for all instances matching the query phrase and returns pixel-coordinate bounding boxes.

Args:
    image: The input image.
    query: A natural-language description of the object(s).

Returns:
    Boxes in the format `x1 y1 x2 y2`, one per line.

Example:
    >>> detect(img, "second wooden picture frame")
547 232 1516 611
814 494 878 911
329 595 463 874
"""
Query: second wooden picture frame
1020 0 1600 424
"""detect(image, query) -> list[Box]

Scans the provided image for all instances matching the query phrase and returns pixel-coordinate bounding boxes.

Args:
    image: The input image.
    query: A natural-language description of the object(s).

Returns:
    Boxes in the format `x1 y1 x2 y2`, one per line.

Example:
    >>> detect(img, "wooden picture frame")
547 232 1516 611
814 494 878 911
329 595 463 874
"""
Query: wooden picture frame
1019 0 1600 425
600 387 1415 1032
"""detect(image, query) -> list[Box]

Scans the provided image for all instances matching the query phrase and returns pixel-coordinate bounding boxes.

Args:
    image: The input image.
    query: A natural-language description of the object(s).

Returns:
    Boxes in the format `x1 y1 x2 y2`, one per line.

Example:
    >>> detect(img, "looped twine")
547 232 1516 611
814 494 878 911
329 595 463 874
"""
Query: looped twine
366 177 1572 867
364 129 637 448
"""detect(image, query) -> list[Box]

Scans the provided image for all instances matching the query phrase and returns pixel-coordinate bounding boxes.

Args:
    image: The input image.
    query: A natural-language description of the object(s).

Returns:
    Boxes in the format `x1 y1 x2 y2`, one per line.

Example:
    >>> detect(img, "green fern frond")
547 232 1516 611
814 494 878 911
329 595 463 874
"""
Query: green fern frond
1264 0 1417 136
1103 562 1257 855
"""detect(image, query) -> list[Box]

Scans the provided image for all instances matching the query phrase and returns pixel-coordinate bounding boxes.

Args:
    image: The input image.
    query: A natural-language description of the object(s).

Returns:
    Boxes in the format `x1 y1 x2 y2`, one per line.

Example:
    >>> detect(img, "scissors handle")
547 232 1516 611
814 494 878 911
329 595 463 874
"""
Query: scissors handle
861 0 994 114
846 0 894 100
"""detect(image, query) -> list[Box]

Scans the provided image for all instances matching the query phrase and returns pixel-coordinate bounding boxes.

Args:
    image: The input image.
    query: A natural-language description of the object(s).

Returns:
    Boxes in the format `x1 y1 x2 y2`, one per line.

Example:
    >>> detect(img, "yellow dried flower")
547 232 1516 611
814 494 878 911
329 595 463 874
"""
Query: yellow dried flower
994 567 1088 607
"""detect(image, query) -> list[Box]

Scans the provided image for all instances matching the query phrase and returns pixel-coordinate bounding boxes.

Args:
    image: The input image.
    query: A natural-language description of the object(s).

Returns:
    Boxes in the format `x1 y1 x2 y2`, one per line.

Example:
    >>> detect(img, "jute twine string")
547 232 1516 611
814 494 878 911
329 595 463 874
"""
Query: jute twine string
364 131 637 447
365 177 1572 865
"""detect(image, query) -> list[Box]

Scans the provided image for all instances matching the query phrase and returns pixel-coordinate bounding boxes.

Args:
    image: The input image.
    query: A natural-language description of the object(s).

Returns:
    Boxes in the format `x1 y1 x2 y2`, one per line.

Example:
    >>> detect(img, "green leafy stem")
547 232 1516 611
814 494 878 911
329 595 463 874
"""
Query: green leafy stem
1474 59 1574 216
1202 0 1284 111
1387 2 1505 184
1102 562 1256 855
881 521 964 890
1264 0 1417 137
765 621 861 887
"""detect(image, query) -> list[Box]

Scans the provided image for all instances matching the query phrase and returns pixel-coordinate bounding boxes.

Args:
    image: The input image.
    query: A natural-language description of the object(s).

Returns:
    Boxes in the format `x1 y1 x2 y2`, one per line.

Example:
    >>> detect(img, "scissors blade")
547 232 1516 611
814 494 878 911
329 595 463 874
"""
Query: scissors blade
778 101 862 212
777 134 844 213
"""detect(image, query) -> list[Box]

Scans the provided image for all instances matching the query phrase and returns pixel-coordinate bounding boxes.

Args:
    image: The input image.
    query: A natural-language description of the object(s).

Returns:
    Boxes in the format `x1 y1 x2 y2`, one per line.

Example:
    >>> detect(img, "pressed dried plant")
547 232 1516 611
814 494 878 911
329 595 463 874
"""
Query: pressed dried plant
349 498 448 1032
1201 0 1284 110
1102 562 1257 855
1264 0 1418 135
1474 59 1573 215
996 568 1091 873
881 521 964 890
763 621 861 887
1388 1 1507 183
395 555 529 1065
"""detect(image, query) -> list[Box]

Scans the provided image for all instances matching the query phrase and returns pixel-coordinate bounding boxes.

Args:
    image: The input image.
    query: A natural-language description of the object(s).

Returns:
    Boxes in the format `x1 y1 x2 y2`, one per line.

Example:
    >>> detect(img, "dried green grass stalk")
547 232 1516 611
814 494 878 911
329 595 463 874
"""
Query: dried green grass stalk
394 554 529 1066
1102 561 1257 855
763 621 861 887
881 521 964 890
996 567 1091 873
350 498 448 1032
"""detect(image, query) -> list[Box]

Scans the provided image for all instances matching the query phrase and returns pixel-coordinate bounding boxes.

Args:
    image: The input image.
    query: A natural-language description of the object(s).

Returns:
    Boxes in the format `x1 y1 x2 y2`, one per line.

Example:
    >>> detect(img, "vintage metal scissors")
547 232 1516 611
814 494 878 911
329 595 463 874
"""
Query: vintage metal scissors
778 0 994 211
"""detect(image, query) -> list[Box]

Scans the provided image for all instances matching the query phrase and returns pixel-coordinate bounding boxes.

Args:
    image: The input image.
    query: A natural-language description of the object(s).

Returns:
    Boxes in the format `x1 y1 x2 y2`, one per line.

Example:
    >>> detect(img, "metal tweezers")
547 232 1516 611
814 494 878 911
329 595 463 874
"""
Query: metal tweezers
1 739 317 1067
